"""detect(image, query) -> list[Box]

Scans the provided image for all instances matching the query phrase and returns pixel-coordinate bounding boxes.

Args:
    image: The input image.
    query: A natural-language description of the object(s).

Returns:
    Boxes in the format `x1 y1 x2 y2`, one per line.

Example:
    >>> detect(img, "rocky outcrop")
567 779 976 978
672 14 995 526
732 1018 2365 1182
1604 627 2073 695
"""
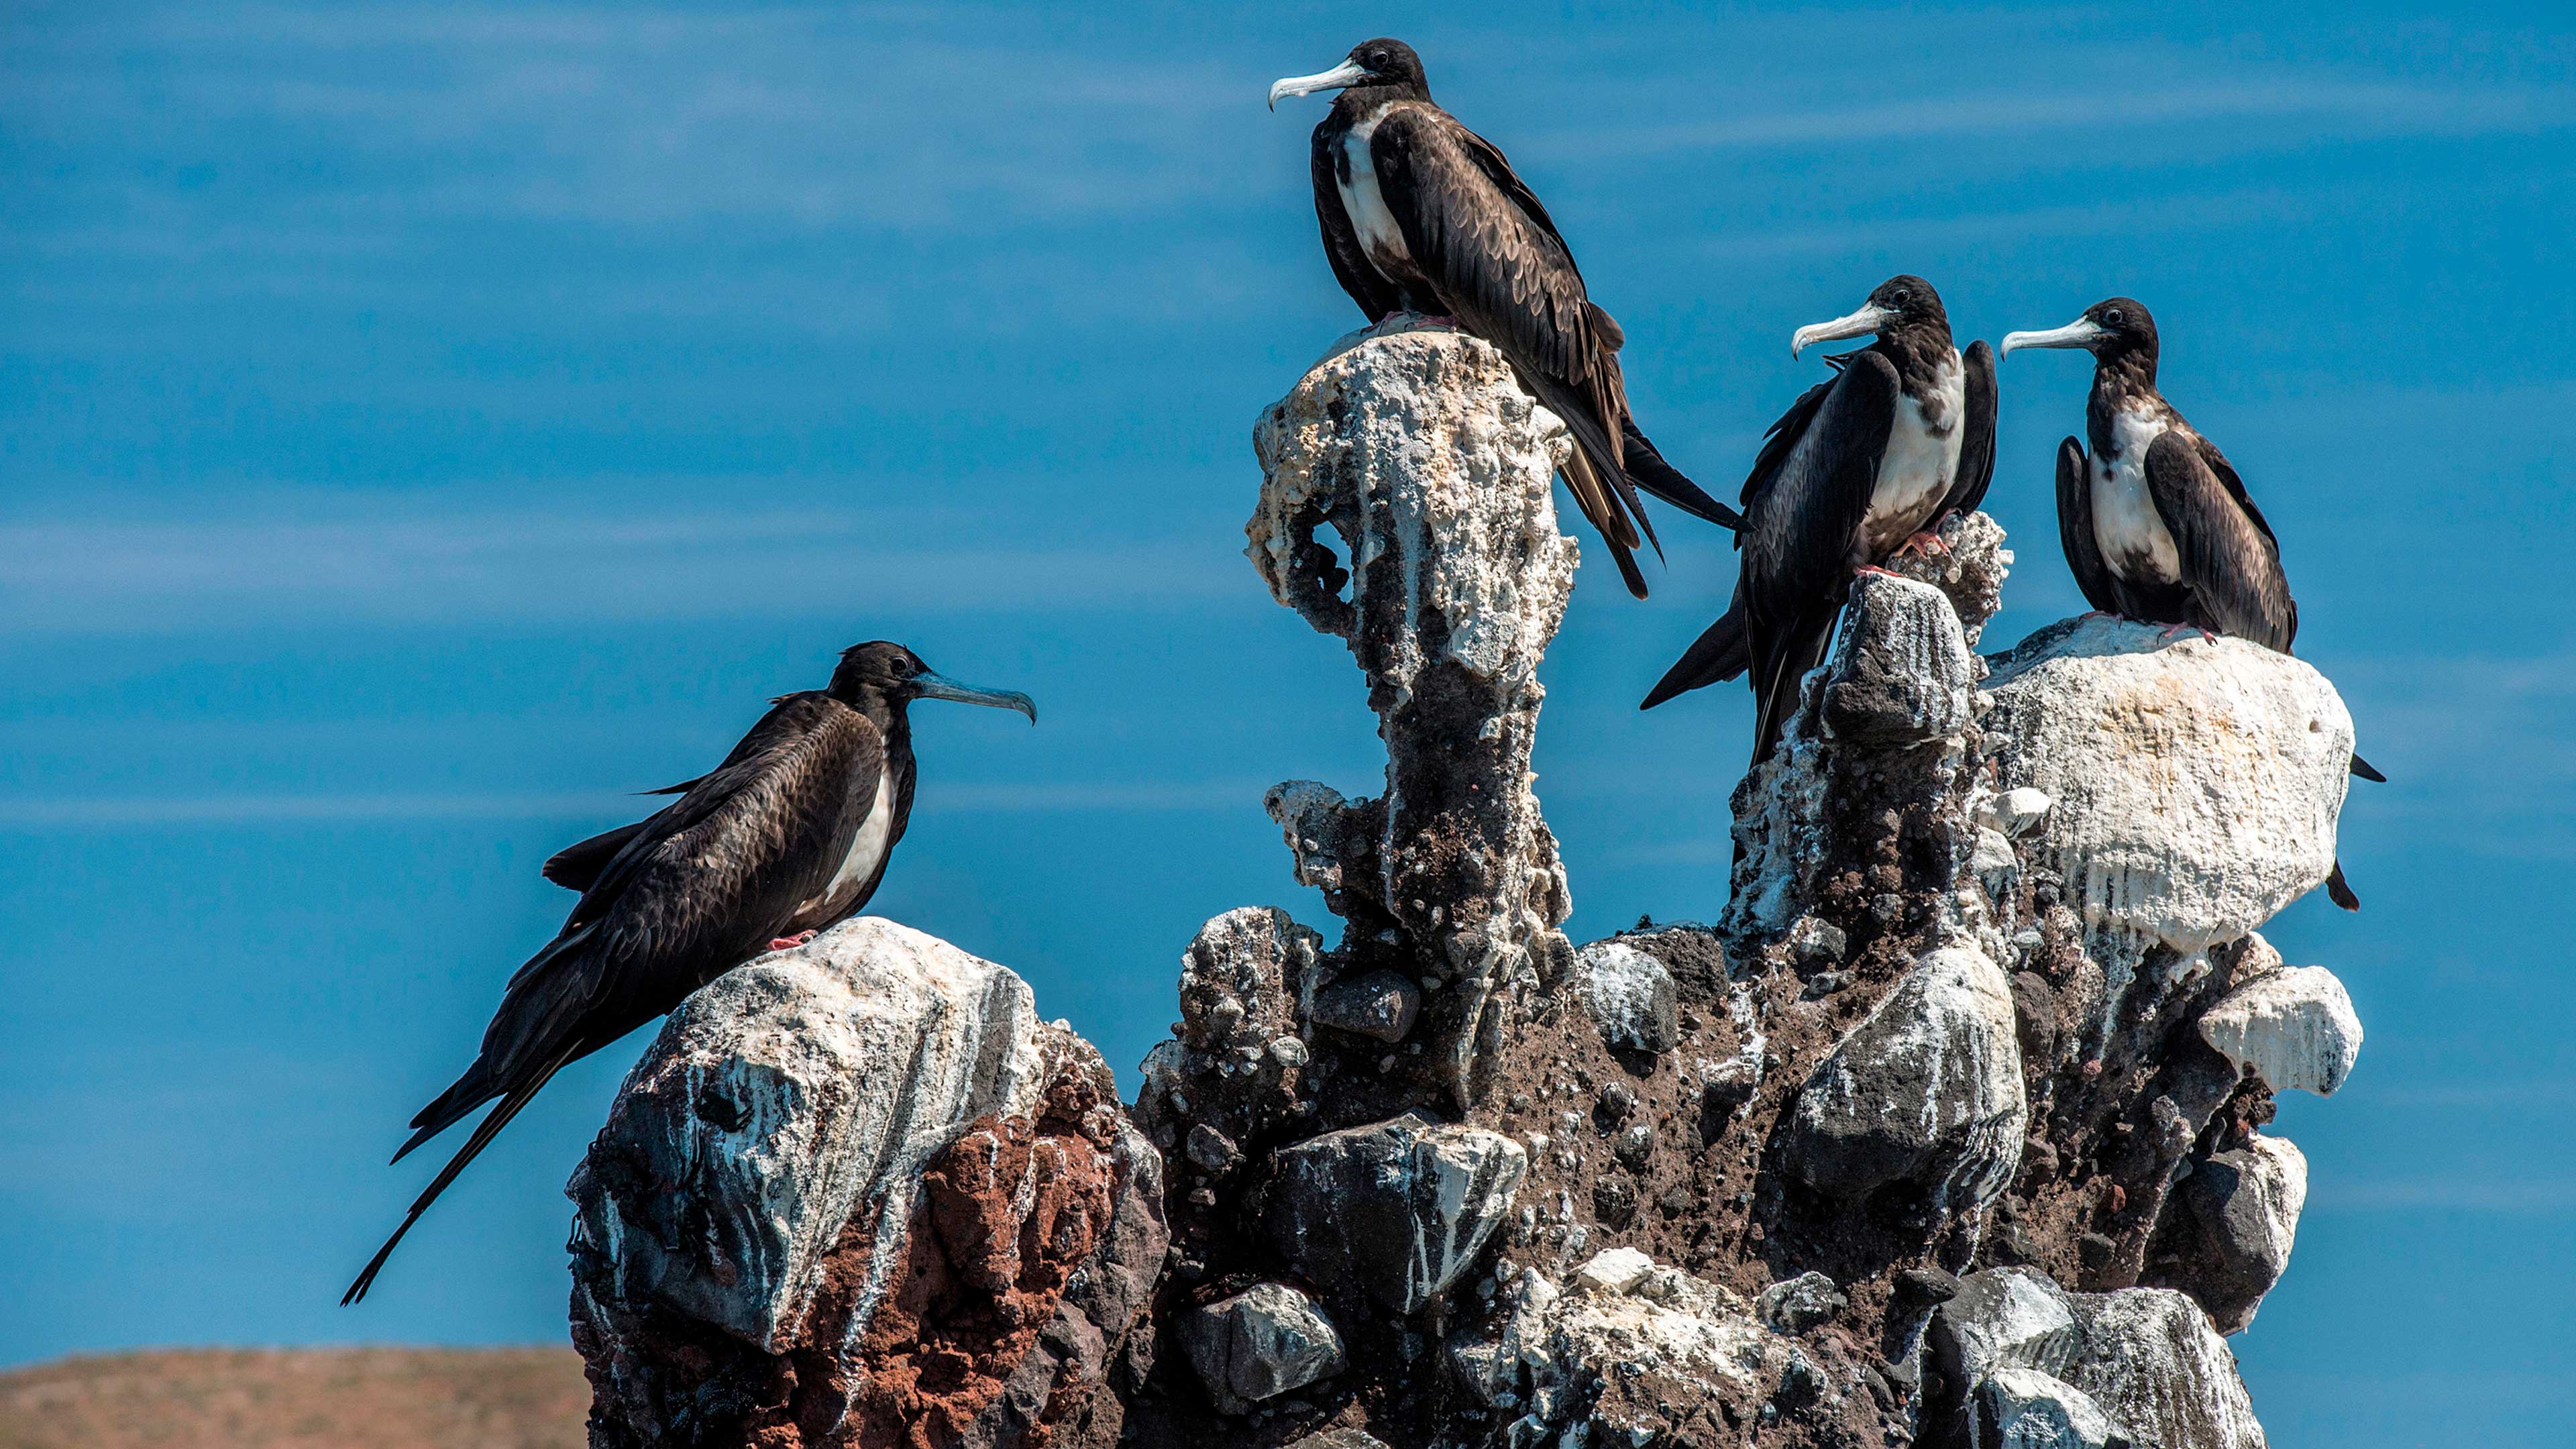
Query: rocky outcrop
1249 320 1578 1105
570 321 2369 1449
567 918 1165 1449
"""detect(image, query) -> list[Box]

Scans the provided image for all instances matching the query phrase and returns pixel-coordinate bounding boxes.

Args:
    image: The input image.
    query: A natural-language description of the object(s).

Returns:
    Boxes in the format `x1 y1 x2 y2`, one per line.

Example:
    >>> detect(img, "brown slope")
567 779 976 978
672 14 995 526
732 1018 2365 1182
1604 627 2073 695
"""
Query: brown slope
0 1346 586 1449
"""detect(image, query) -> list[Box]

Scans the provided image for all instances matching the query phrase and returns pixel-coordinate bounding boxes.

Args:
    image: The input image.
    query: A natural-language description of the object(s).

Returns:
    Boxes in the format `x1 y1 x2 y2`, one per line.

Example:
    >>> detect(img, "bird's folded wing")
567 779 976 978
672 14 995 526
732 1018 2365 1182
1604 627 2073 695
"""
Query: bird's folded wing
2055 438 2123 617
1946 340 2000 519
1743 351 1898 610
2145 431 2298 651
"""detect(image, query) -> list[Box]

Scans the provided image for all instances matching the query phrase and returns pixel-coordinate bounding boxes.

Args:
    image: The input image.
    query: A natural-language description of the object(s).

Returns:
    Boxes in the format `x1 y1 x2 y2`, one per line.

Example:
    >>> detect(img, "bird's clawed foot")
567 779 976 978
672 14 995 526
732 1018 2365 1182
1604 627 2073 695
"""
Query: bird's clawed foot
1854 564 1904 579
1893 529 1949 559
767 930 818 952
2157 622 2218 644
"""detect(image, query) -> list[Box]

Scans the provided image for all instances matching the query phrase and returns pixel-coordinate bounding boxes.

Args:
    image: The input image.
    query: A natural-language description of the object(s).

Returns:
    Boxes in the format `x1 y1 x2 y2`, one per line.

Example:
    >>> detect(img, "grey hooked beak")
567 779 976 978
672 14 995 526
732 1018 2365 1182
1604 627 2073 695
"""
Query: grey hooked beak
1790 303 1895 358
1269 58 1370 111
2000 317 2109 356
913 672 1036 724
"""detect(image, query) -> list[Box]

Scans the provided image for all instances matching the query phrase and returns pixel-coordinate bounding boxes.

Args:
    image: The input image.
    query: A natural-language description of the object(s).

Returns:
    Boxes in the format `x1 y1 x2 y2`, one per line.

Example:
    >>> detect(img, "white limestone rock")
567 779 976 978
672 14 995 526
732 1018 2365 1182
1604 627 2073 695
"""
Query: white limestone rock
570 916 1051 1351
1982 617 2356 1034
1784 945 2027 1211
1570 1246 1655 1296
2198 965 2363 1097
1974 1363 2130 1448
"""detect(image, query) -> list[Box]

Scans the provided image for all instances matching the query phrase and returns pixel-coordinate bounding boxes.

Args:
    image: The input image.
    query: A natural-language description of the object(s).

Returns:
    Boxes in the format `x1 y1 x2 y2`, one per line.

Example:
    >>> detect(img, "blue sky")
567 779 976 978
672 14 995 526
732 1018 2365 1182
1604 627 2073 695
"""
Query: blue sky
2 2 2570 1442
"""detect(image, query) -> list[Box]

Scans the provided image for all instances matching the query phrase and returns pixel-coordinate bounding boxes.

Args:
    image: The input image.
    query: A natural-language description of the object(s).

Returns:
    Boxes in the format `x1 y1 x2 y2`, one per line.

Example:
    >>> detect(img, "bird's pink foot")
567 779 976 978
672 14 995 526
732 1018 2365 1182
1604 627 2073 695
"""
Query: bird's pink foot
2157 623 2218 643
1854 564 1904 578
767 930 818 952
1893 530 1949 559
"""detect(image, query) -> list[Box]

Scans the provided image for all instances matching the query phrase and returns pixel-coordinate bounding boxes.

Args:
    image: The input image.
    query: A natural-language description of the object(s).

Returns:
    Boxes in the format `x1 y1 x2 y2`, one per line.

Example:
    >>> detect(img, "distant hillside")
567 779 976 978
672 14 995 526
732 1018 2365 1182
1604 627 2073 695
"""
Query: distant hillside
0 1346 588 1449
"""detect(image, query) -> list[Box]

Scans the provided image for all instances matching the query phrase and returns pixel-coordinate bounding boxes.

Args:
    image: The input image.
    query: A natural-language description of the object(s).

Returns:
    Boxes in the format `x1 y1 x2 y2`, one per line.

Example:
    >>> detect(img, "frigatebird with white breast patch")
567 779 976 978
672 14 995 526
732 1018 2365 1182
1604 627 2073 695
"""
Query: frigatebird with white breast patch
341 642 1034 1304
1269 38 1743 597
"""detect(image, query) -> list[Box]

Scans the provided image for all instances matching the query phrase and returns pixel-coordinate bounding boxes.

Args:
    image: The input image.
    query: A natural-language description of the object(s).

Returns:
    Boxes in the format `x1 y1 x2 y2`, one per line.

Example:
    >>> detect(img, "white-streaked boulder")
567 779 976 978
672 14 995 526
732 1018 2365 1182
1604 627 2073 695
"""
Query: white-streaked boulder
1982 617 2355 1033
1784 945 2027 1211
1262 1110 1527 1315
2198 965 2363 1097
2161 1134 2310 1335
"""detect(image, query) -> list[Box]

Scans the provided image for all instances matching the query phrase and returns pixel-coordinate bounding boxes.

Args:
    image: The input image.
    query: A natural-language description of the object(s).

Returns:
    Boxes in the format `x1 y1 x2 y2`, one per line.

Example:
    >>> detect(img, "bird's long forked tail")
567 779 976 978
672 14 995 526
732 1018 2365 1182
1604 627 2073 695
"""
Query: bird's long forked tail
1641 592 1750 710
2350 752 2385 783
1748 610 1841 767
342 1045 578 1305
1620 418 1746 533
2326 861 2361 912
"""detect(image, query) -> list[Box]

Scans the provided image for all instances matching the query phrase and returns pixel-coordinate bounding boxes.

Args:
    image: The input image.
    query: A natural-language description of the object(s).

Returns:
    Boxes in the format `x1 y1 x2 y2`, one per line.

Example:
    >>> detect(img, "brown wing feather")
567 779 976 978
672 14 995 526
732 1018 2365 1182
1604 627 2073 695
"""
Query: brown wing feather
2143 431 2298 651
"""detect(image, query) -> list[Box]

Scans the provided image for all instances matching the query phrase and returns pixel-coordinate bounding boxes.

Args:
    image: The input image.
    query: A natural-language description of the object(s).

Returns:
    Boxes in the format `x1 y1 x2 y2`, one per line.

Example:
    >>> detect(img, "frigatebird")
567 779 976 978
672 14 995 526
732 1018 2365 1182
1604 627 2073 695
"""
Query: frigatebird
341 643 1034 1303
2000 297 2376 909
1640 276 1998 762
1269 38 1741 597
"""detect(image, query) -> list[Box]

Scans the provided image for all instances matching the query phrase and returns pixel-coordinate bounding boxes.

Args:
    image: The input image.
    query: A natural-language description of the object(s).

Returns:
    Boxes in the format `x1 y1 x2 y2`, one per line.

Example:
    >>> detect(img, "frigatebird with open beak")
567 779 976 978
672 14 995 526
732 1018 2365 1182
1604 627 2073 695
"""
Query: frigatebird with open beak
1641 276 1997 763
1269 38 1741 597
342 643 1034 1303
2001 298 2377 908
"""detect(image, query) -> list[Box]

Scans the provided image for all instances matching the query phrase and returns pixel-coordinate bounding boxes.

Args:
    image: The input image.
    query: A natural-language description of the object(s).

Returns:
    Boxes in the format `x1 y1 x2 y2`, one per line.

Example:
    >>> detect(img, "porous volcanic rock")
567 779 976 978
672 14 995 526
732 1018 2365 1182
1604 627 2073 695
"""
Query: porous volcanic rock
1249 320 1579 1104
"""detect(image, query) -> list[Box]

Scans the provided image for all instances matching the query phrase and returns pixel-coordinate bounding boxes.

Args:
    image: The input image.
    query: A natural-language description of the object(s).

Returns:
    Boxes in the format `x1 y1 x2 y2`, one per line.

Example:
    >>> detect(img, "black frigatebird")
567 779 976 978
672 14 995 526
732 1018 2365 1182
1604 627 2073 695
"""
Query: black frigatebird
2000 298 2377 909
1268 38 1742 597
1640 276 1998 763
341 643 1034 1303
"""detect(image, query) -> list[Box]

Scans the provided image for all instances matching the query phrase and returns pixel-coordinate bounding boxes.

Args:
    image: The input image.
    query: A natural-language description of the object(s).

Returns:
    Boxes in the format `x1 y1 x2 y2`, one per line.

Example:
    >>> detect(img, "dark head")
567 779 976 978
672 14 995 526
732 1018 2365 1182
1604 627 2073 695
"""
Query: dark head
827 642 1035 723
2000 297 2159 380
1268 38 1429 111
1789 274 1952 358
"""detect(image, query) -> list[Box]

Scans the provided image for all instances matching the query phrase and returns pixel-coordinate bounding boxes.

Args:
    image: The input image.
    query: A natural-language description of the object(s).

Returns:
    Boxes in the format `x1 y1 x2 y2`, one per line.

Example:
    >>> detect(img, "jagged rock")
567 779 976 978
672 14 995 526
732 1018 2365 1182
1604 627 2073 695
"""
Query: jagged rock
1283 1431 1389 1449
1982 618 2355 1037
1261 1110 1526 1315
1927 1268 2264 1449
1885 507 2013 646
1783 945 2027 1210
2197 965 2362 1097
1250 321 1577 1101
1133 909 1322 1163
1570 1245 1654 1295
1821 572 1982 745
569 917 1165 1449
1179 1283 1346 1416
1574 939 1682 1053
1725 537 1998 938
1308 968 1421 1044
2154 1136 2308 1334
1756 1271 1847 1334
1454 1250 1880 1446
1973 1364 2132 1448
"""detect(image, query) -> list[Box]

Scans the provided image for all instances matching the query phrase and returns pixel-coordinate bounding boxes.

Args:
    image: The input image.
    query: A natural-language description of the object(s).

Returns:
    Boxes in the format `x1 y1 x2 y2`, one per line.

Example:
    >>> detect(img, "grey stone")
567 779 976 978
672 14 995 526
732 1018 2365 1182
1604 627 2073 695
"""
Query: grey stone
1179 1282 1346 1416
1575 939 1682 1053
1821 571 1980 745
1756 1271 1847 1334
1309 968 1422 1043
1282 1430 1391 1449
1783 945 2027 1211
1263 1110 1527 1315
1927 1268 2265 1449
2157 1136 2308 1334
1186 1122 1242 1174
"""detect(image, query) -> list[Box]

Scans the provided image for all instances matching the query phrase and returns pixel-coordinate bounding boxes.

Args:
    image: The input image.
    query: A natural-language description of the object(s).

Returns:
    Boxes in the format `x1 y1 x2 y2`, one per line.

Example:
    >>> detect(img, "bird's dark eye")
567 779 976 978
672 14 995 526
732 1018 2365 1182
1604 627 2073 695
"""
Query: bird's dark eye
2104 309 2125 326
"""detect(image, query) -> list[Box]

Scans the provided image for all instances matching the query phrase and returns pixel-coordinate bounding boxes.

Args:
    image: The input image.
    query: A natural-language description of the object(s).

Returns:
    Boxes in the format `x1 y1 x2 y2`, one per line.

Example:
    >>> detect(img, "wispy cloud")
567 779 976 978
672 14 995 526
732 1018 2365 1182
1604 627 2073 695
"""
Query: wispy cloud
0 504 1240 634
0 778 1265 828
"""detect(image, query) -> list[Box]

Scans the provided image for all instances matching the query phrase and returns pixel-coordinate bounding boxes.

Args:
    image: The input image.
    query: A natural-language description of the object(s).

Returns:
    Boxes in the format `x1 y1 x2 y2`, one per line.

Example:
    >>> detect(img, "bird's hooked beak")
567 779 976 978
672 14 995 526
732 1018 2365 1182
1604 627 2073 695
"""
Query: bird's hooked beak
1268 58 1370 111
1790 303 1895 358
912 672 1037 724
1999 317 2109 356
